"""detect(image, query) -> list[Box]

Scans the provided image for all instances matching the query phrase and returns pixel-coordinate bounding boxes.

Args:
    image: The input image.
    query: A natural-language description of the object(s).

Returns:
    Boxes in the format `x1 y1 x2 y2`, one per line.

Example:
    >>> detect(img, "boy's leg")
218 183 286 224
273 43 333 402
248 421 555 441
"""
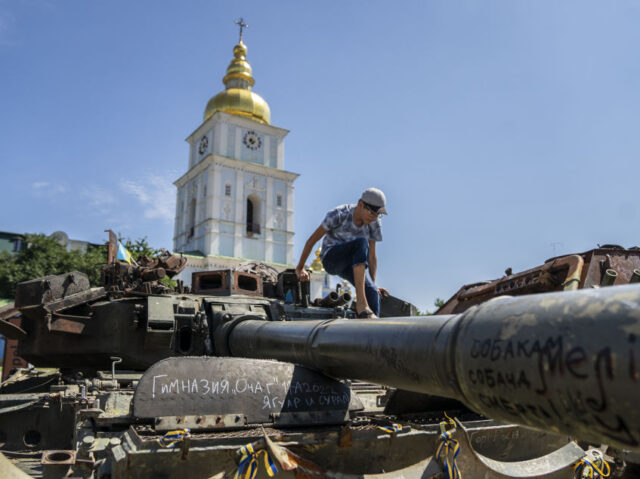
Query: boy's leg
352 263 370 314
322 238 374 315
321 241 355 276
340 265 380 316
365 278 380 316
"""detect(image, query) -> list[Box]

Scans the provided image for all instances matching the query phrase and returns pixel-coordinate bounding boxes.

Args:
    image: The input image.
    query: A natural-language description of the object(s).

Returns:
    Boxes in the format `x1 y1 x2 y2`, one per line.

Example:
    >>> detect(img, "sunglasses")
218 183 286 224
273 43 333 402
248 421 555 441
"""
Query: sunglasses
362 201 382 216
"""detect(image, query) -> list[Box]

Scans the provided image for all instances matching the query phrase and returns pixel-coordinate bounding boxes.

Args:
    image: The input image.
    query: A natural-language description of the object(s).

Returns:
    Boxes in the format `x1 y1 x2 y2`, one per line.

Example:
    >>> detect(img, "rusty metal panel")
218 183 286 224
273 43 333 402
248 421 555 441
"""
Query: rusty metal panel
192 270 262 296
43 287 106 314
106 230 118 264
2 337 27 381
582 249 640 287
154 414 248 432
0 393 75 450
0 304 26 340
0 304 27 380
438 247 640 314
233 271 262 296
47 316 88 335
15 272 91 310
192 270 230 295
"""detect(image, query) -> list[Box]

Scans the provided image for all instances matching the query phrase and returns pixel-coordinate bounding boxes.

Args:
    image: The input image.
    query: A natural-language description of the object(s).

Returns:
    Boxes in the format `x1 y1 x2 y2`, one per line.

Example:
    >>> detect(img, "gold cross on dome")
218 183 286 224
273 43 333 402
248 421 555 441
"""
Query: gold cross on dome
235 18 248 42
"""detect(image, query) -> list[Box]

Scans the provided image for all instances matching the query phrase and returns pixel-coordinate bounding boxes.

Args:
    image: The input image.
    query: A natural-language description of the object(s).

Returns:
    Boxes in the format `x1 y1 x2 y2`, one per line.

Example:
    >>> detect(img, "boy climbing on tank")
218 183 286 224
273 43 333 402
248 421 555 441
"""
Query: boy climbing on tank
295 188 388 318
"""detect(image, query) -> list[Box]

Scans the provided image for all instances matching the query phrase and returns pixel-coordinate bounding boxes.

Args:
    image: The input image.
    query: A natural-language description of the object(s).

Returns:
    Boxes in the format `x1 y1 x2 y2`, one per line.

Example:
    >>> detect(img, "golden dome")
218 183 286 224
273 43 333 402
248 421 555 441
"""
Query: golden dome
204 41 271 124
309 248 324 271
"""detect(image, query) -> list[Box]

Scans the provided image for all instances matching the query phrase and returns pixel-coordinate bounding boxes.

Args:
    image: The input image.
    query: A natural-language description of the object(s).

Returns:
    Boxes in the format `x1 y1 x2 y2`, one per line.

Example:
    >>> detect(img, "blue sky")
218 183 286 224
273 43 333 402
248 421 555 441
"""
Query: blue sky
1 0 639 311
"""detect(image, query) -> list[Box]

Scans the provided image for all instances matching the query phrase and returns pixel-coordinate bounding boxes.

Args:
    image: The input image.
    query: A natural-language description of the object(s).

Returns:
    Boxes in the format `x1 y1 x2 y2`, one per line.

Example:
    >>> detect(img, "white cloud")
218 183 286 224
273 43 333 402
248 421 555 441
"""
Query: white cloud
29 175 175 224
80 186 117 215
31 181 66 195
120 174 176 223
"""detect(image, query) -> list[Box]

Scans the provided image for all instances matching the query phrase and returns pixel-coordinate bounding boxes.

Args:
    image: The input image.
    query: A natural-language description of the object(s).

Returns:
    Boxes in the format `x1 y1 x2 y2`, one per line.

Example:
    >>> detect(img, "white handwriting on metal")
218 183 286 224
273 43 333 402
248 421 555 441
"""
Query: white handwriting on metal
150 374 349 410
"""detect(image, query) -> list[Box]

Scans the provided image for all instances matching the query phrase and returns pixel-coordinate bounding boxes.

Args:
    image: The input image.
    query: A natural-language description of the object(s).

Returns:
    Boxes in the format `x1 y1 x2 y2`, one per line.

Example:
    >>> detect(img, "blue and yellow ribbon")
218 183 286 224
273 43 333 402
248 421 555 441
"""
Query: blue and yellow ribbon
436 413 462 479
574 451 610 479
234 442 278 479
440 411 455 431
157 428 190 448
378 423 403 434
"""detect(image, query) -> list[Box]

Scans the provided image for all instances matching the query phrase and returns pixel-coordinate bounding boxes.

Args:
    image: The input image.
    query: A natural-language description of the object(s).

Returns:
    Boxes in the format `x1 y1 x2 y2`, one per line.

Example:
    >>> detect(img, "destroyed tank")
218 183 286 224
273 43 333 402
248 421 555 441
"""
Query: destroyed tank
436 244 640 314
0 246 639 478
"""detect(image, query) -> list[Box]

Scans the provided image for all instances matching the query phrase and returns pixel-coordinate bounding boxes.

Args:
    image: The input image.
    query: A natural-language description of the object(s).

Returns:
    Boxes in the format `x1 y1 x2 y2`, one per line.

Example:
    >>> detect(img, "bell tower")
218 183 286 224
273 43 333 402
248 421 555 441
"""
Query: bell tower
173 21 298 282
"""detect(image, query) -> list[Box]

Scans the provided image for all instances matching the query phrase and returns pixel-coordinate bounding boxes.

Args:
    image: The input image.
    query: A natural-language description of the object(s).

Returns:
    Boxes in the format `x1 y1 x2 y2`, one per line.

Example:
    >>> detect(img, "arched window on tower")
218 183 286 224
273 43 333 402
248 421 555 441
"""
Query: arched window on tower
188 198 196 237
246 194 261 236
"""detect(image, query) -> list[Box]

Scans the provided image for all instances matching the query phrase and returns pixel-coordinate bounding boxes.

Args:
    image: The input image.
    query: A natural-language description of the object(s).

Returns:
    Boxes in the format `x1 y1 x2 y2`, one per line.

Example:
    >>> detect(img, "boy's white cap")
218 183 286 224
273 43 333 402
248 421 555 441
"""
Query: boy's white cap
360 188 387 214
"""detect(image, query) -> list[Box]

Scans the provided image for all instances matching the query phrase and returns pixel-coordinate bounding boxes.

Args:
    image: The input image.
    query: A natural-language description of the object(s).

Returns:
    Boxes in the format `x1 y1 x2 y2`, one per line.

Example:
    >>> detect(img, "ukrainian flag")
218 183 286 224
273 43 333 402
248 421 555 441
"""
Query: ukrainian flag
116 241 133 265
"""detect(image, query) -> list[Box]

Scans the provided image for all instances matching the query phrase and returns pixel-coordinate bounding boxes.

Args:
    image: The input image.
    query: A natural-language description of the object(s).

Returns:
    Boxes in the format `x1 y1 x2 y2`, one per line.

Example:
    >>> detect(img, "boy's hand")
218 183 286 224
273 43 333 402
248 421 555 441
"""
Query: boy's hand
296 267 310 282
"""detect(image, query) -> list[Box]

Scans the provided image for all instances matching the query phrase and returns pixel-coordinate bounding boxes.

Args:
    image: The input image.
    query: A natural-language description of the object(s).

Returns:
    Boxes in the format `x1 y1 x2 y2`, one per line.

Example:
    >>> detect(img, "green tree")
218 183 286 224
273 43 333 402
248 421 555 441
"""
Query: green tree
0 234 107 298
118 235 159 260
0 234 174 299
416 297 446 316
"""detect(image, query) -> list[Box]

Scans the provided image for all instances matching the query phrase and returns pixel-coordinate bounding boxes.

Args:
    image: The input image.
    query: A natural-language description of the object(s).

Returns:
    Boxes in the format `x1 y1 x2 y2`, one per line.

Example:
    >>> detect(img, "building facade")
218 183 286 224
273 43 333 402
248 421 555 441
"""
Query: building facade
0 231 97 255
0 232 25 255
173 38 299 284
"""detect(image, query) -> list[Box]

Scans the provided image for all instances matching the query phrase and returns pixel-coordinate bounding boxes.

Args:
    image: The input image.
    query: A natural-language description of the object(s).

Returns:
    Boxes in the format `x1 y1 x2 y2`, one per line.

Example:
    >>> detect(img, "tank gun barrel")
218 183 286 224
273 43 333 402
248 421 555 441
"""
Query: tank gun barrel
220 284 640 452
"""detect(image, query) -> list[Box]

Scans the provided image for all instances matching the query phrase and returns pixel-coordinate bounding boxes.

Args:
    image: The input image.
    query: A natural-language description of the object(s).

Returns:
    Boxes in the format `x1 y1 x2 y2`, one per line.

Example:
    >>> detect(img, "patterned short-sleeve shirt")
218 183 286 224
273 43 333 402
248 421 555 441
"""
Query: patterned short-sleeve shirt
320 204 382 259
